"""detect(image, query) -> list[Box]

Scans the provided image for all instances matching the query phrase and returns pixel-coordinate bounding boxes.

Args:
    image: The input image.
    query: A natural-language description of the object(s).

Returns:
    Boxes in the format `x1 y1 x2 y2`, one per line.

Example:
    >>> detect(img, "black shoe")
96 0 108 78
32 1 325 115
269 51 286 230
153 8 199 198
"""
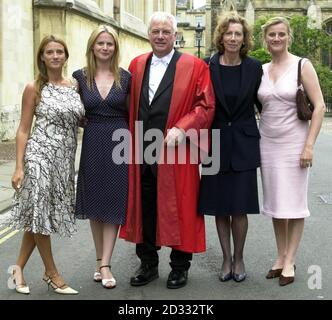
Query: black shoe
130 265 159 287
167 270 188 289
233 272 247 282
219 271 232 282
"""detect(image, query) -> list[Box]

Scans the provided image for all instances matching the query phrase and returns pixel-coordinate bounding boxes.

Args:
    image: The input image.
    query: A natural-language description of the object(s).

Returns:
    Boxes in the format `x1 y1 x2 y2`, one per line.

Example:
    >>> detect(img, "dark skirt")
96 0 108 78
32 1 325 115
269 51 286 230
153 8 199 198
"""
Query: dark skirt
198 168 259 216
75 119 128 225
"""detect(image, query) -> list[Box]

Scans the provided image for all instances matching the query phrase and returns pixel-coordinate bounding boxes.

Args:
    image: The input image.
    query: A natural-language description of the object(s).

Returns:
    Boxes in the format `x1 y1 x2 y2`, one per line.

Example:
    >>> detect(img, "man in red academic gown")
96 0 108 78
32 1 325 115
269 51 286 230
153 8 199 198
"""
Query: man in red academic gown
119 11 215 289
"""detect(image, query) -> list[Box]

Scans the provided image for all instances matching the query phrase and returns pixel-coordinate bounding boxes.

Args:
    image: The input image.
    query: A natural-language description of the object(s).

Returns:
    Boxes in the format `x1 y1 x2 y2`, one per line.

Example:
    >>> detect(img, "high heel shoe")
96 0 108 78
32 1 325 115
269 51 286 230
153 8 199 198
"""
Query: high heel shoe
11 266 30 294
100 265 116 289
233 271 247 282
279 265 296 286
43 273 78 295
232 260 247 282
93 258 102 282
219 260 233 282
219 271 232 282
266 268 283 279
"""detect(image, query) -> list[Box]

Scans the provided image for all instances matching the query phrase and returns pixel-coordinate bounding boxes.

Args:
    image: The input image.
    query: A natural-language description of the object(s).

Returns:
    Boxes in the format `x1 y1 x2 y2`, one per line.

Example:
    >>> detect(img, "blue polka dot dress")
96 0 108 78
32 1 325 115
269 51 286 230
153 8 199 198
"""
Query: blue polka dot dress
73 68 131 225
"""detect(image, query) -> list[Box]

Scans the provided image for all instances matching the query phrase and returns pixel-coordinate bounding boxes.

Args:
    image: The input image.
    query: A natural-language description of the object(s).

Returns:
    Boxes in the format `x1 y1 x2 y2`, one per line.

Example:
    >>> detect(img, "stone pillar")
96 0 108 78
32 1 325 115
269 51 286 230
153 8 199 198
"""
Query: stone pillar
245 0 255 25
164 0 176 15
0 0 34 141
210 0 222 54
145 0 154 26
307 2 322 29
100 0 114 18
205 0 213 55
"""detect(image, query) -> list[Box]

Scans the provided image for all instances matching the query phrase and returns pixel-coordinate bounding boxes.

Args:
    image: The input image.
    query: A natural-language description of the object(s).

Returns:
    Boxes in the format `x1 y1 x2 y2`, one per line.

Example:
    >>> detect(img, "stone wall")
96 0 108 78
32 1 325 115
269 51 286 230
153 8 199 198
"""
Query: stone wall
0 0 175 141
0 0 34 141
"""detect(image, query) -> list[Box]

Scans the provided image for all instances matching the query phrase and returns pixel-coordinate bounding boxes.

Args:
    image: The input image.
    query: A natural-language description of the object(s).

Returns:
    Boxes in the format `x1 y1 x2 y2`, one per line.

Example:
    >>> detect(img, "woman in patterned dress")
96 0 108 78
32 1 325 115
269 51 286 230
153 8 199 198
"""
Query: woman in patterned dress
9 35 84 295
73 26 131 289
258 17 326 286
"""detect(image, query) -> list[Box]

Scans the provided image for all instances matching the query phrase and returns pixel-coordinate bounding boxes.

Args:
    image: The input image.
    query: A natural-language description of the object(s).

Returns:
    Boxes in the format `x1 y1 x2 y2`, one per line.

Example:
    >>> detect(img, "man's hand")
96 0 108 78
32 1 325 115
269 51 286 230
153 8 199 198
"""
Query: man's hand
164 127 186 147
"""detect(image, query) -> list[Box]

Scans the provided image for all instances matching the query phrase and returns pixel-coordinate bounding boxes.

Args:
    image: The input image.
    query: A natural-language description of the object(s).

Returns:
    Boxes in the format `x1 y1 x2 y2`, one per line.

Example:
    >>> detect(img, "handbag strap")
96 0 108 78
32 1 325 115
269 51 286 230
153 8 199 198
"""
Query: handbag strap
297 58 303 87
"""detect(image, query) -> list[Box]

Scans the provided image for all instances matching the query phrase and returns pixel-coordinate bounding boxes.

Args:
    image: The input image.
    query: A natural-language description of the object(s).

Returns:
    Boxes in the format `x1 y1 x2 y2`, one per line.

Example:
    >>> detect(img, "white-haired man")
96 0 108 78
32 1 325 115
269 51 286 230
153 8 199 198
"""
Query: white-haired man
120 12 215 289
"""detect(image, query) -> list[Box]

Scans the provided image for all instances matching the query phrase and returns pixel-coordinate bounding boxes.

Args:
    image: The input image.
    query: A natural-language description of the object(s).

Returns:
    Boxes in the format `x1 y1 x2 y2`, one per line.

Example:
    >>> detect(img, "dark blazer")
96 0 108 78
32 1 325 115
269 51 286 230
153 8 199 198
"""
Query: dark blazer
208 52 263 172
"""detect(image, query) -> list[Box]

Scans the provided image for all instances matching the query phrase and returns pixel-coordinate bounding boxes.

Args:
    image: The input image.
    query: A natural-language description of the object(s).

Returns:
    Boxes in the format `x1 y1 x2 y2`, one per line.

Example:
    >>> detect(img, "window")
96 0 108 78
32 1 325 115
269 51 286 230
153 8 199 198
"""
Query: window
195 16 204 27
175 32 185 48
176 13 182 23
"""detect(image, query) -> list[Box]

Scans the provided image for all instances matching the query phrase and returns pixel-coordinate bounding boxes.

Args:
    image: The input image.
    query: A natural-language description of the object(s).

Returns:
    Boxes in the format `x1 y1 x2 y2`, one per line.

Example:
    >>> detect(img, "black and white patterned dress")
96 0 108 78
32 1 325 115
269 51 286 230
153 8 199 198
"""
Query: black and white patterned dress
8 83 84 237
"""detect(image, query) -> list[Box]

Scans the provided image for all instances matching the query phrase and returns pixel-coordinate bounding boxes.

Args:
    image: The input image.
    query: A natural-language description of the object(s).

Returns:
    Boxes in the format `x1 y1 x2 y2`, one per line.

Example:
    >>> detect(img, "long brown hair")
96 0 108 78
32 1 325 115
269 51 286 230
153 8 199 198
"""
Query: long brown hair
85 25 121 90
35 35 69 96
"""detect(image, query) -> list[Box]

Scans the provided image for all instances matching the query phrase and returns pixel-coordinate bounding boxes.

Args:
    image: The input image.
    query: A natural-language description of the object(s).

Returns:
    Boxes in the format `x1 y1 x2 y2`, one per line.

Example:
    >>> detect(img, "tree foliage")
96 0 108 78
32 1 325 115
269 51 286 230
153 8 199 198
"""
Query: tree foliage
249 48 271 64
249 14 332 109
314 63 332 110
250 15 332 63
290 15 332 62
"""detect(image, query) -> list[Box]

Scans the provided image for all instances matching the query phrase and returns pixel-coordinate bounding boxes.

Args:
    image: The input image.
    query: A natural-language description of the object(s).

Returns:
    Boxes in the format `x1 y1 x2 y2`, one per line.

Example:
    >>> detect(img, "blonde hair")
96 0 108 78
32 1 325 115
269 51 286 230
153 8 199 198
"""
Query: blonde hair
85 25 121 90
261 16 293 47
36 35 69 96
213 11 252 58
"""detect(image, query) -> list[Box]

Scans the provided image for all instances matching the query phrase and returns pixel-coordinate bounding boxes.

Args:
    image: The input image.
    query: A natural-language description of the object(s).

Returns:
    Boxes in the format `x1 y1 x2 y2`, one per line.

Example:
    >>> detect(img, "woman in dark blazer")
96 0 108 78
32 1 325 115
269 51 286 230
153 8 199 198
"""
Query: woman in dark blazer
199 11 262 282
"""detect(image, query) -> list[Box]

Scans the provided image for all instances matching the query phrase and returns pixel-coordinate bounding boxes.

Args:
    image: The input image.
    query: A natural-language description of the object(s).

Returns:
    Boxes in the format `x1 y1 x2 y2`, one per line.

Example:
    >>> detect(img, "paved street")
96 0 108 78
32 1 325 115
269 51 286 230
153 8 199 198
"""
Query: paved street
0 119 331 300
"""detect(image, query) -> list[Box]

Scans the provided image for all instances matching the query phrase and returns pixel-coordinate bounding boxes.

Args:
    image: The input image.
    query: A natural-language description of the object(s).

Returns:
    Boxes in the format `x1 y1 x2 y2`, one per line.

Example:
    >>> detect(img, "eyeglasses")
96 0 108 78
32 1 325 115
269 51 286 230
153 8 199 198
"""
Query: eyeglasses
150 29 174 37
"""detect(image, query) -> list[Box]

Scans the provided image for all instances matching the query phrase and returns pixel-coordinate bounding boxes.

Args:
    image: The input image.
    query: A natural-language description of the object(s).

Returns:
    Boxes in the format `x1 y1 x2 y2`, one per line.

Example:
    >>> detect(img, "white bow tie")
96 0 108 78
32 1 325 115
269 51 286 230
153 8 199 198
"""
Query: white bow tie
151 56 168 66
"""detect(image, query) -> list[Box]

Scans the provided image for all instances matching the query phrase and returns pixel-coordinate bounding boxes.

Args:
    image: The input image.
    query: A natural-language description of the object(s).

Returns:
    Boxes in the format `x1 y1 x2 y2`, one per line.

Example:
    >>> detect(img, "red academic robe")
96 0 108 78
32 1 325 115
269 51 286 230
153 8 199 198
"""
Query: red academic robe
119 52 215 253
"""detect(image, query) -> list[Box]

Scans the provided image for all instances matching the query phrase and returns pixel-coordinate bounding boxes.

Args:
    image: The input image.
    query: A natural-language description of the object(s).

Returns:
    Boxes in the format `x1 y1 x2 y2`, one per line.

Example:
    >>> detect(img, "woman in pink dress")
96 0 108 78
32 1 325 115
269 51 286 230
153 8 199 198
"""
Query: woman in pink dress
258 17 326 286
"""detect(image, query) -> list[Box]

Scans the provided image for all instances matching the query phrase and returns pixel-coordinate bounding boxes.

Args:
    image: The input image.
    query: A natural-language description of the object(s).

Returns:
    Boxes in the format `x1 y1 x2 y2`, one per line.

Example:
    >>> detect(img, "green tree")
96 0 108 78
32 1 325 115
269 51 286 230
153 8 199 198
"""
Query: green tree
290 15 332 63
250 15 332 64
251 16 270 50
250 16 271 63
249 15 332 114
314 63 332 113
249 48 271 64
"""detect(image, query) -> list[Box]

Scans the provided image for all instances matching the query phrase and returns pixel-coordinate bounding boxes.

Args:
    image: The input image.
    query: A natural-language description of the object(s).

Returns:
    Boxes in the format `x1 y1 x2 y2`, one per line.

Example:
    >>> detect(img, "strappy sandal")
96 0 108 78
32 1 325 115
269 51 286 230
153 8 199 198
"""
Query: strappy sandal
100 265 116 289
43 273 78 295
94 258 102 282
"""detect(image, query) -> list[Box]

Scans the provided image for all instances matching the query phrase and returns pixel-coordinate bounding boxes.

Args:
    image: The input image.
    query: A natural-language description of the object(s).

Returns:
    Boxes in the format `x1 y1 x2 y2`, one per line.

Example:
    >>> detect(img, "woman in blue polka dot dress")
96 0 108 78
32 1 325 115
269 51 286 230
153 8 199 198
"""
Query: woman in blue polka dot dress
73 25 131 289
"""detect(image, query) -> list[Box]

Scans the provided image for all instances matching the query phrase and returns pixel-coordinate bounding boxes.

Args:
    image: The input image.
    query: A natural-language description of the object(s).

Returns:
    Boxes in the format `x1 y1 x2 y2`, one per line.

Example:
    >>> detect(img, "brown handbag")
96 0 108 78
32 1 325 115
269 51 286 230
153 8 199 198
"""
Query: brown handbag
296 58 314 121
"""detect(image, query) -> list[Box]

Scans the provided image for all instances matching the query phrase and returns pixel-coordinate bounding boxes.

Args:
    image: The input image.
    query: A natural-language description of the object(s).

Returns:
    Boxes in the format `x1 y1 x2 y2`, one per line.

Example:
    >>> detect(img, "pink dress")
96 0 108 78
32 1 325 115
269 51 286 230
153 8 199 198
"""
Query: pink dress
258 58 310 219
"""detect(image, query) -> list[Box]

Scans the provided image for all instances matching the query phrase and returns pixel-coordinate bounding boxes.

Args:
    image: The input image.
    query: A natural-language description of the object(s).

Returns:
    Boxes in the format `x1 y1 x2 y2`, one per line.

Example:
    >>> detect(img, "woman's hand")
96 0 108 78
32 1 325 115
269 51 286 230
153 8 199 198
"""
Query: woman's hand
300 145 313 168
11 169 24 191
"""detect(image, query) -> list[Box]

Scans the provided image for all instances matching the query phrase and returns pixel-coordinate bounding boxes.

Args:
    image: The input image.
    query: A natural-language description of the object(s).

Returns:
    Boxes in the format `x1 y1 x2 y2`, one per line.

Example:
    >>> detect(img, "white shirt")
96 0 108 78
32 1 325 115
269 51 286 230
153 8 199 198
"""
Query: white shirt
149 49 175 105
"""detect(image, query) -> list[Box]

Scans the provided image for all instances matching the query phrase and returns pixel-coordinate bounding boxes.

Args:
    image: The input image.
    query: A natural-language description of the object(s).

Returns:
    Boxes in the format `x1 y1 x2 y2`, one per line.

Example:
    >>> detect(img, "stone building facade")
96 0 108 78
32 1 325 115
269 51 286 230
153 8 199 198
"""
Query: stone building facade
177 0 331 64
176 0 207 57
1 0 331 140
0 0 176 141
